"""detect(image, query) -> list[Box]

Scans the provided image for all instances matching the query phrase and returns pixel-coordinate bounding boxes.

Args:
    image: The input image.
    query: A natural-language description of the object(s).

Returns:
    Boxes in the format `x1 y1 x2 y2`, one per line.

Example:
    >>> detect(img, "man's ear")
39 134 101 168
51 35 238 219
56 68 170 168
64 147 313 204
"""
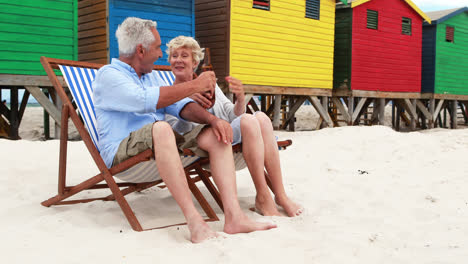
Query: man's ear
136 44 145 58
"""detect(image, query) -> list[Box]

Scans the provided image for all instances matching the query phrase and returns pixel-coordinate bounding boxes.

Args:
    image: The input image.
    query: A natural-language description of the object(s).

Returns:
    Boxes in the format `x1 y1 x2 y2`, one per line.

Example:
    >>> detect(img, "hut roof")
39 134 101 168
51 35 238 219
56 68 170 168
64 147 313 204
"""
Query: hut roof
337 0 431 23
425 7 468 24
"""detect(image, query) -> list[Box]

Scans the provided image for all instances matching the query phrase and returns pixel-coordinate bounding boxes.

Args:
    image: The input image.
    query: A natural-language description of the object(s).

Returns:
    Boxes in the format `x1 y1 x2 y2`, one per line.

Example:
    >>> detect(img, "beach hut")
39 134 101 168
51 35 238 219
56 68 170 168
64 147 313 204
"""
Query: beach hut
333 0 430 93
422 7 468 96
0 0 77 139
78 0 195 65
195 0 348 129
196 0 347 91
0 0 78 75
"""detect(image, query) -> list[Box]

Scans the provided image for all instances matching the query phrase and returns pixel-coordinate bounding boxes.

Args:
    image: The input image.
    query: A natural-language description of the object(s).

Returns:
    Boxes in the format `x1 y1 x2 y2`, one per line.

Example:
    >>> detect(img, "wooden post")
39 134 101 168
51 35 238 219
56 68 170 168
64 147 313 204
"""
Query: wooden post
331 97 350 124
429 98 435 128
9 87 19 139
288 96 295 131
396 100 401 131
378 98 385 125
410 99 416 130
43 89 50 139
272 94 282 130
321 96 329 128
348 96 354 125
261 95 266 112
451 100 458 129
443 107 447 128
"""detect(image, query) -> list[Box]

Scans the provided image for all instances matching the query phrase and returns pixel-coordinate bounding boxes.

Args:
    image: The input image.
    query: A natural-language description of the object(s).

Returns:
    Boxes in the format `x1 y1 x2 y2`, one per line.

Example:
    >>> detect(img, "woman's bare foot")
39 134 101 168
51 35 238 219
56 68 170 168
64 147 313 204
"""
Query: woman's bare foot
188 219 219 243
275 195 303 217
224 213 277 234
255 194 282 216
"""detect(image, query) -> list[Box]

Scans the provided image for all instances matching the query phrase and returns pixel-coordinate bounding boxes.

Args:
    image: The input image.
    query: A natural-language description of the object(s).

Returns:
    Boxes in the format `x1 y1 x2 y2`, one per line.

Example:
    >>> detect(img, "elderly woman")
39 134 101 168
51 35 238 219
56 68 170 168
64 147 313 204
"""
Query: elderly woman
166 36 303 217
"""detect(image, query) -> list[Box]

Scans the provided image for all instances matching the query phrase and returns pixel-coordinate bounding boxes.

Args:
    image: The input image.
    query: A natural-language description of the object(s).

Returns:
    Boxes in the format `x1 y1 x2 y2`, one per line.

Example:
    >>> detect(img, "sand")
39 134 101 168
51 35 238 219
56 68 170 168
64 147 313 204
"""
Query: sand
2 106 468 263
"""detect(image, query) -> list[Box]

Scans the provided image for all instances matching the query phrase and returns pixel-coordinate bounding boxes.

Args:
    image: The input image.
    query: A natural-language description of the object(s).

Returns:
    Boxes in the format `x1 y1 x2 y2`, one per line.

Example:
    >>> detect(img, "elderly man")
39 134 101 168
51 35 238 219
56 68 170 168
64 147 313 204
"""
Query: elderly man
92 17 275 243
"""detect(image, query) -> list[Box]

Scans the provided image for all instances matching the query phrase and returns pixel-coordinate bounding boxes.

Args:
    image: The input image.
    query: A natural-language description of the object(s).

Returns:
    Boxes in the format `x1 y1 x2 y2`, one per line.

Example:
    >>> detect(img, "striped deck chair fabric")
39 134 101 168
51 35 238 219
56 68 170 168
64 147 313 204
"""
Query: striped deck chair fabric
59 65 199 183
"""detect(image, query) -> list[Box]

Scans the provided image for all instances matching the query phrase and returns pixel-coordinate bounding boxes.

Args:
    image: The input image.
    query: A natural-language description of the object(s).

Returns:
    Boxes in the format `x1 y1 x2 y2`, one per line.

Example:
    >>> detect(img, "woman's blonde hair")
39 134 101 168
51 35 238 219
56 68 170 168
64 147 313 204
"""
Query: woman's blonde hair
166 36 204 67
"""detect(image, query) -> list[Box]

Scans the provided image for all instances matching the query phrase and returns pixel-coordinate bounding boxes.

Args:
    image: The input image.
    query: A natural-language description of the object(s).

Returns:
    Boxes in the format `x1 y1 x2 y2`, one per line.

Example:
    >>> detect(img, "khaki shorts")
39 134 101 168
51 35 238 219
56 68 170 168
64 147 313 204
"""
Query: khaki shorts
113 122 208 166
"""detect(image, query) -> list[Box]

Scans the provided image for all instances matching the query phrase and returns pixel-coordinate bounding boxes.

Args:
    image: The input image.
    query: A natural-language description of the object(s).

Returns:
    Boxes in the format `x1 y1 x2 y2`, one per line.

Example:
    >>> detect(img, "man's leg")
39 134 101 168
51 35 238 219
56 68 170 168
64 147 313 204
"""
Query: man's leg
239 114 281 216
255 112 303 217
197 127 277 234
152 122 217 243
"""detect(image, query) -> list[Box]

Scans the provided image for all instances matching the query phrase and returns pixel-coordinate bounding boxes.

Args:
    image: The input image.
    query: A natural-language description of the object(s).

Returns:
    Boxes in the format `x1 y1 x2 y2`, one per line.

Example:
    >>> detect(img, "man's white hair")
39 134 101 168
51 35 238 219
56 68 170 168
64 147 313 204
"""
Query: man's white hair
166 36 205 66
115 17 157 57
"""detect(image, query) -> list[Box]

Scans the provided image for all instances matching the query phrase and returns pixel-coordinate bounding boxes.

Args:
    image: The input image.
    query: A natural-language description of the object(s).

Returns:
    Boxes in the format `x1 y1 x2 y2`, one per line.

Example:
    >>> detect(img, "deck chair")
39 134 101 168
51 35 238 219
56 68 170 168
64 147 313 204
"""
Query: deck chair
40 56 292 231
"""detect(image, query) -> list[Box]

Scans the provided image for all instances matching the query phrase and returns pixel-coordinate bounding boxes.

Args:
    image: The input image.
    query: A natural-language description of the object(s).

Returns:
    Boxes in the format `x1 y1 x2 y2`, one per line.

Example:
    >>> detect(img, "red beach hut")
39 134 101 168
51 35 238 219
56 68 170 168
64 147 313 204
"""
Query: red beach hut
334 0 431 92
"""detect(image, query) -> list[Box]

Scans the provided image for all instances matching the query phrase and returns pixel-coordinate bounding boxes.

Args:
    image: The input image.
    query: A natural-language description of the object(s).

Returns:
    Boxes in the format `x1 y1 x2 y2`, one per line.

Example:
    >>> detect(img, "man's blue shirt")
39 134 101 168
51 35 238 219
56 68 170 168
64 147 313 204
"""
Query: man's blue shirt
93 58 193 168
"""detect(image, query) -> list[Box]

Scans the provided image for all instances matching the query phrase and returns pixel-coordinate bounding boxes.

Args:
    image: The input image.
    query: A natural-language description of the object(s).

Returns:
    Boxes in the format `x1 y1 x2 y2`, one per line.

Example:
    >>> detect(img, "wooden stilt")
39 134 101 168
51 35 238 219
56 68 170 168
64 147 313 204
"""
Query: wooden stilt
451 100 458 129
272 95 282 130
332 97 350 124
348 96 354 125
428 98 435 128
378 98 385 125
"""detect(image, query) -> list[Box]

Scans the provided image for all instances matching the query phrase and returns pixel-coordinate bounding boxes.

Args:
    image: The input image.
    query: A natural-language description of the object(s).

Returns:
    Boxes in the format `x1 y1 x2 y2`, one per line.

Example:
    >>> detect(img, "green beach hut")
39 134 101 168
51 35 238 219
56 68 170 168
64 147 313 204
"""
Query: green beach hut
0 0 78 75
422 7 468 95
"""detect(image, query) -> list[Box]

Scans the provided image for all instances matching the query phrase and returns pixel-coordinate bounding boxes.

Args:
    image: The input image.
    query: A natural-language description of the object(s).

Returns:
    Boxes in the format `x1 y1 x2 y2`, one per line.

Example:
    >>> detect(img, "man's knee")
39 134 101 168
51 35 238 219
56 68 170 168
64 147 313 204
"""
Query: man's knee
152 121 174 142
197 127 225 151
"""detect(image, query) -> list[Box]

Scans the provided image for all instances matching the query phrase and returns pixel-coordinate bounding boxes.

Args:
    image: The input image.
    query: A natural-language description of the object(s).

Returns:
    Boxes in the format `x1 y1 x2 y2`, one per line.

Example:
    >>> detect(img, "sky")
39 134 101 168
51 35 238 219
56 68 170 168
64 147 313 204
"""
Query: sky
1 0 468 104
413 0 468 12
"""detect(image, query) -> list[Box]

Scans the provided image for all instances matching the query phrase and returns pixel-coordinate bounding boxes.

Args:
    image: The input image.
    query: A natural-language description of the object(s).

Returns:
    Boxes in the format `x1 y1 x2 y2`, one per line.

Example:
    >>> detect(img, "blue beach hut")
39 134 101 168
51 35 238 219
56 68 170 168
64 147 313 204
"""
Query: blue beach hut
78 0 195 65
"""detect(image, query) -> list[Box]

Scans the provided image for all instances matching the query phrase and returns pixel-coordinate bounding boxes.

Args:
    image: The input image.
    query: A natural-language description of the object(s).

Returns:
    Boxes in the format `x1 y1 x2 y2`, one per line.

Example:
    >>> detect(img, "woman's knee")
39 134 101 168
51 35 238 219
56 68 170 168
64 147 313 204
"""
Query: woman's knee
240 114 259 130
254 112 273 130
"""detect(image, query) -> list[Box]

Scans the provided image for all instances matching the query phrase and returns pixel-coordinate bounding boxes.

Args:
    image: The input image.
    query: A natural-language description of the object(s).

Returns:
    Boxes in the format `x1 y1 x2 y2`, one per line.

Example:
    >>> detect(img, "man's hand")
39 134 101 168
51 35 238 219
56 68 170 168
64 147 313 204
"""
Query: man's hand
194 71 216 95
209 117 233 144
190 91 215 109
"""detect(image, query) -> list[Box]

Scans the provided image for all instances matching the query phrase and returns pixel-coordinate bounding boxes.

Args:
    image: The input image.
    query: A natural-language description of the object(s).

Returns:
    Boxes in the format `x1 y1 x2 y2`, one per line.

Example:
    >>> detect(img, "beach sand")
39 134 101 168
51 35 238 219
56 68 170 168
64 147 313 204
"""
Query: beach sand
2 106 468 263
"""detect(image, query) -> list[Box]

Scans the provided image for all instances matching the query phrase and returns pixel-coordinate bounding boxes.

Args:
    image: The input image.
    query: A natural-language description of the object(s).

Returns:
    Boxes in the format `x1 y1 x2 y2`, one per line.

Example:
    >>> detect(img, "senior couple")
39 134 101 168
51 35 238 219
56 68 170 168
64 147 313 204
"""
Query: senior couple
93 17 302 243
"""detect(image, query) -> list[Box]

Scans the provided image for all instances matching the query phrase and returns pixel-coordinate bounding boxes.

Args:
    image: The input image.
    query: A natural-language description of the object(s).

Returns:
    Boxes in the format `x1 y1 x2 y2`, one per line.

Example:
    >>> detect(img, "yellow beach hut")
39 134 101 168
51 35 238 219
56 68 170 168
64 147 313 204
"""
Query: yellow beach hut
195 0 347 128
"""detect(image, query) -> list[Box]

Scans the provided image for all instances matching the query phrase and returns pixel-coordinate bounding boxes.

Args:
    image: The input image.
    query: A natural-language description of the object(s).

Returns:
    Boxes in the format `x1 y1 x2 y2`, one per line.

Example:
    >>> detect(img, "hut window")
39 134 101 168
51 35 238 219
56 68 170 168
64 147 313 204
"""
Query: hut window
402 17 412 35
446 26 454 42
305 0 320 20
367 9 378 30
253 0 270 11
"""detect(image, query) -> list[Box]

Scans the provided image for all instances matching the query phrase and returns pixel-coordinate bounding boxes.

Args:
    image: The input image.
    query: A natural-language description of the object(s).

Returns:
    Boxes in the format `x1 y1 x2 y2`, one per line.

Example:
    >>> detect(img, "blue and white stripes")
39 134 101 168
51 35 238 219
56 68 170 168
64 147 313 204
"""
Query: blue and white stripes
154 70 175 86
59 65 100 150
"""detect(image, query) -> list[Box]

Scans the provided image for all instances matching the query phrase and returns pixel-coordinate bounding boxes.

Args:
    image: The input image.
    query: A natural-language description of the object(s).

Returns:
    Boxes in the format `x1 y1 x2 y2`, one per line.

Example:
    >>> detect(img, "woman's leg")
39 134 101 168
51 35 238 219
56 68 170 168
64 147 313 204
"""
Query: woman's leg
255 112 303 217
197 126 277 233
238 114 281 216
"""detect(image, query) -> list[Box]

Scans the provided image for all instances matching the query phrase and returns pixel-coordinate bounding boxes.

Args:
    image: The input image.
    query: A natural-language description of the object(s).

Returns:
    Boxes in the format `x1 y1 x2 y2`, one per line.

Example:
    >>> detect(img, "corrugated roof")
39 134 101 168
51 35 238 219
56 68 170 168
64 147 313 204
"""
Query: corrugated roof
426 7 468 24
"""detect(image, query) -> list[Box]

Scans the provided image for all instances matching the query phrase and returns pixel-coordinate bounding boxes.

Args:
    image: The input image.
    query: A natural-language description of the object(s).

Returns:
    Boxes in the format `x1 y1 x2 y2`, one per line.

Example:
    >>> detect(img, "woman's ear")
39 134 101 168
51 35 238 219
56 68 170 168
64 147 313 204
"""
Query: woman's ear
193 61 200 71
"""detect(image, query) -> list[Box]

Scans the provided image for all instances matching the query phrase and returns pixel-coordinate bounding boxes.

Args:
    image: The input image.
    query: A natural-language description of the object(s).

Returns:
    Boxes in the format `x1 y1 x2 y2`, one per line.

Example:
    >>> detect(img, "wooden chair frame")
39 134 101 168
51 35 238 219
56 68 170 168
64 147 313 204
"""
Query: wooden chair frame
40 57 221 231
40 56 292 231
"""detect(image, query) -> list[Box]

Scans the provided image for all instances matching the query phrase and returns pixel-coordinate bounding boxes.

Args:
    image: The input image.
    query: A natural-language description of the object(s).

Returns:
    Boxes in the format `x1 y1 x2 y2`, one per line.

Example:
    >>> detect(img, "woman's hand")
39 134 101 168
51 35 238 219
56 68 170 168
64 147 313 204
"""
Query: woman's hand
226 76 246 116
226 76 244 101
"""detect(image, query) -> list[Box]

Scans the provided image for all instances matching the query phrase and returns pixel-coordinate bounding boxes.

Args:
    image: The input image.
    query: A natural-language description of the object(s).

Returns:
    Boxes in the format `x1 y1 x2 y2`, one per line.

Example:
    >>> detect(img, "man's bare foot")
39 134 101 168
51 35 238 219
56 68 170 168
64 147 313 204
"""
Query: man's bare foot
188 220 219 243
255 194 282 216
224 214 277 234
275 195 303 217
